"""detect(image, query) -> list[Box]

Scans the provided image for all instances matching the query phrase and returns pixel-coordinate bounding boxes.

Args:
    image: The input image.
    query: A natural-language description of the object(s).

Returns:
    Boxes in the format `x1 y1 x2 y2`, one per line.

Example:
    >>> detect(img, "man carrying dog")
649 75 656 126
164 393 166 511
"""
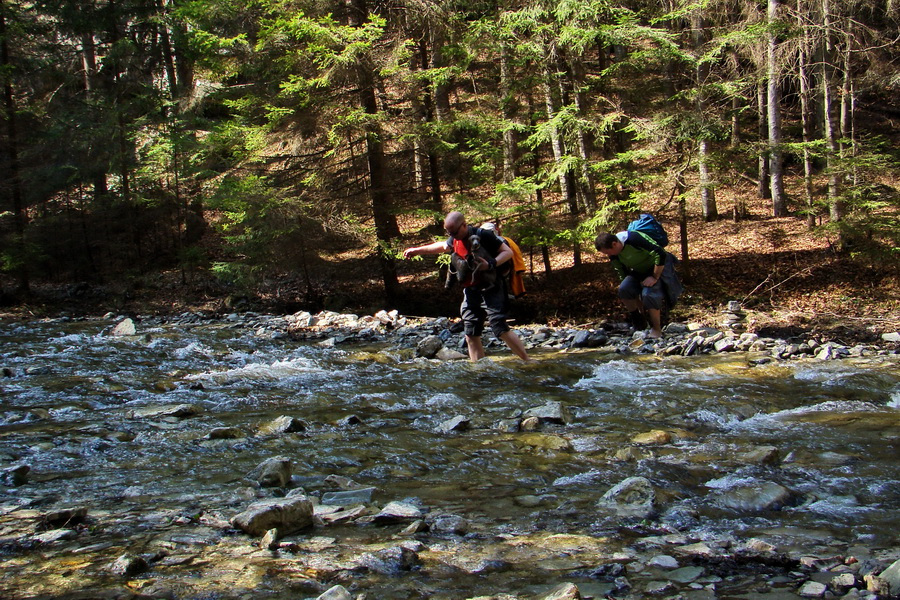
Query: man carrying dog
402 211 530 362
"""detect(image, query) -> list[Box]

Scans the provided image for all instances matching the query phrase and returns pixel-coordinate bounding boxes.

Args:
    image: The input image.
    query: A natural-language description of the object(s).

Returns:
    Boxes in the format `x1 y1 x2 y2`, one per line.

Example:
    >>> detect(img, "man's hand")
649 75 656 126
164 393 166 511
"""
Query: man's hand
642 275 659 287
403 248 418 259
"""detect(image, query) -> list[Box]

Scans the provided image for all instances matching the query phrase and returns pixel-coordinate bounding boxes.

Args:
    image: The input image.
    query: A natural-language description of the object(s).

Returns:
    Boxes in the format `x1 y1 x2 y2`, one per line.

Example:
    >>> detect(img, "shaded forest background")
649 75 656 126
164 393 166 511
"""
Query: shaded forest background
1 0 899 336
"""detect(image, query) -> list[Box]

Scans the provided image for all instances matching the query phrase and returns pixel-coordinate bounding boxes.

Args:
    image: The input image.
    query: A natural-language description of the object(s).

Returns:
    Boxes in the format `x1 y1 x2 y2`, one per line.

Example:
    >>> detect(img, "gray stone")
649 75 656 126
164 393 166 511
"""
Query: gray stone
416 335 444 358
321 487 376 506
648 555 679 569
259 415 307 435
1 463 30 486
539 582 582 600
880 558 900 596
716 481 795 512
437 415 470 433
247 456 292 488
109 553 148 577
110 318 137 336
33 528 78 544
598 476 656 518
524 401 573 424
357 545 420 575
130 404 201 419
372 501 423 523
230 495 314 536
430 514 469 535
316 586 353 600
798 580 827 598
669 565 704 583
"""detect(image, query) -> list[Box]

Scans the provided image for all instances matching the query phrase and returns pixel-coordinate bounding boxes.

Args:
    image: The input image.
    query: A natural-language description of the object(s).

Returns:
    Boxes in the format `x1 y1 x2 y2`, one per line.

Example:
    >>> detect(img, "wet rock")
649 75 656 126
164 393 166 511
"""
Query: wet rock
597 476 656 518
631 430 672 445
570 330 608 348
740 446 781 465
437 415 470 433
33 528 78 544
230 495 314 536
831 573 858 594
716 481 796 512
878 558 900 595
206 427 244 439
109 553 148 577
336 414 362 427
496 418 520 433
259 415 307 435
539 582 582 599
518 433 573 452
520 416 541 431
798 580 827 597
110 318 137 336
524 401 573 424
1 463 30 486
436 347 468 361
260 528 279 550
669 565 704 583
247 456 293 488
317 586 353 600
648 555 679 569
357 544 420 575
130 403 201 419
372 501 424 523
430 513 469 535
416 335 444 358
865 573 891 596
41 507 88 527
321 487 375 506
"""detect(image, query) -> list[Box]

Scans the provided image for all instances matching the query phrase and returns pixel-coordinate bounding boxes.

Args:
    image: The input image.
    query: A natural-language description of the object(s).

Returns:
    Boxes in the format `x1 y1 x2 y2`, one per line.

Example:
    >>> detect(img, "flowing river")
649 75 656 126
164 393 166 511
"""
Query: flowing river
1 315 898 600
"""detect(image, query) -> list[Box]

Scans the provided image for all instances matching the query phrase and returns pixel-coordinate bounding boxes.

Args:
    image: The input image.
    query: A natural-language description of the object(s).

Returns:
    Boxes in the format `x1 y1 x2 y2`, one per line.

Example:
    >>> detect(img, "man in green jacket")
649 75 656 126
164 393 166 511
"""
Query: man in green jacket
595 230 675 339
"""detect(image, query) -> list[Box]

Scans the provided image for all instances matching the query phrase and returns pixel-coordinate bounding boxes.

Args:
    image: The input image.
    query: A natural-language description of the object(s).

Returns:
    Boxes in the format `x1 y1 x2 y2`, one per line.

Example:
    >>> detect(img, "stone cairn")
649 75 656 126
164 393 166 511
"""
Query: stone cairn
721 300 747 332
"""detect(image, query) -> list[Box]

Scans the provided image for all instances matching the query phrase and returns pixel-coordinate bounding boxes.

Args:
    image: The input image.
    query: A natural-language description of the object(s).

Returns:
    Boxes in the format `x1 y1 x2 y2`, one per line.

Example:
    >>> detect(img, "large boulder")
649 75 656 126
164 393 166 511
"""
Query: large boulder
231 495 314 536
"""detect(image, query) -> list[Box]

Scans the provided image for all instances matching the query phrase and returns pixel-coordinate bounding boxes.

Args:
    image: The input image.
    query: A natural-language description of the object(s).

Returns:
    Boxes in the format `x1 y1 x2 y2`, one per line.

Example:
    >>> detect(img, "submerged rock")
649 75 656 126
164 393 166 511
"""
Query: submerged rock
598 476 656 518
716 481 796 512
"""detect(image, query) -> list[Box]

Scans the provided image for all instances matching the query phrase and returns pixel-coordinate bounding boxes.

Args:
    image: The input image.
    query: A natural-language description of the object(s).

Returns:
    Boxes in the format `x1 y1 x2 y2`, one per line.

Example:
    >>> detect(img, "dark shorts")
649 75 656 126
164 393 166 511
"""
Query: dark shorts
618 275 665 310
460 282 510 338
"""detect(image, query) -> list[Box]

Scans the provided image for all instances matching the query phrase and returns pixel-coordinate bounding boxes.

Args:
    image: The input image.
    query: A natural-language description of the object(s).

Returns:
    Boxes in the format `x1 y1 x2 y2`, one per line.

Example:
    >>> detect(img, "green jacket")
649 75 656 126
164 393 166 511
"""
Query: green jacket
610 231 666 279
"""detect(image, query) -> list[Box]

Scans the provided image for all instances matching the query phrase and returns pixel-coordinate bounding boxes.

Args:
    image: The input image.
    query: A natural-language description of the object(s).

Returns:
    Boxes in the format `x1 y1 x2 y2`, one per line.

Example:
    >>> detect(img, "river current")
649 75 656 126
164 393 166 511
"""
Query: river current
1 316 898 599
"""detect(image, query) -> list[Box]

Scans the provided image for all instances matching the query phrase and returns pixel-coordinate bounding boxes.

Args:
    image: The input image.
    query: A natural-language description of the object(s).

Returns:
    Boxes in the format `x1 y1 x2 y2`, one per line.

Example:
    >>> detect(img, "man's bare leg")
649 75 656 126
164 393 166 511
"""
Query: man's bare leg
465 335 486 361
647 308 662 338
500 330 531 362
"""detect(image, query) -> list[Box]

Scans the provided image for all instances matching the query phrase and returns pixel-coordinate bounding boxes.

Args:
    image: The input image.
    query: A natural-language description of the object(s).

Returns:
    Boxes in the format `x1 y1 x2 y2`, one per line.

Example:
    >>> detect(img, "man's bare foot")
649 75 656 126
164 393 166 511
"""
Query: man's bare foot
648 329 663 339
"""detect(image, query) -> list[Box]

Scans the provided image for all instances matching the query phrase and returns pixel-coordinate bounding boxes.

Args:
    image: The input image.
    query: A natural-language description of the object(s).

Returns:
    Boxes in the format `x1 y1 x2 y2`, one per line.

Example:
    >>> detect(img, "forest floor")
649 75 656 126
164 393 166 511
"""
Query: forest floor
2 194 900 346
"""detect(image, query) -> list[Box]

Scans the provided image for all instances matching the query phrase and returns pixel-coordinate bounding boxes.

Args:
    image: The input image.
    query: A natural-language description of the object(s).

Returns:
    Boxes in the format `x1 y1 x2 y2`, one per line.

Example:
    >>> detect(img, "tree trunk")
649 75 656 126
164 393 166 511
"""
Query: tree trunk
693 10 717 221
345 0 400 300
500 44 518 184
767 0 787 217
756 83 771 199
569 58 597 213
699 139 717 221
822 0 844 224
677 167 690 283
798 8 816 228
0 0 29 294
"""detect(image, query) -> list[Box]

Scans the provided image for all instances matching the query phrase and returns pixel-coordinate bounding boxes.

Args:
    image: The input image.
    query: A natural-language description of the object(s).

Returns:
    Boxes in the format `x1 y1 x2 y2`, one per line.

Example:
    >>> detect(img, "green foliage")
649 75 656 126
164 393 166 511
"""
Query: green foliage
207 174 301 287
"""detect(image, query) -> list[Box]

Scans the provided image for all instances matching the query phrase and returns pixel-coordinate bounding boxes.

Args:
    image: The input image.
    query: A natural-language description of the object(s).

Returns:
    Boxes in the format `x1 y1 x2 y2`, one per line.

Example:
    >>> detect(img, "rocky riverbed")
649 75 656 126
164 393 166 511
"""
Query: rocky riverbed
1 308 899 600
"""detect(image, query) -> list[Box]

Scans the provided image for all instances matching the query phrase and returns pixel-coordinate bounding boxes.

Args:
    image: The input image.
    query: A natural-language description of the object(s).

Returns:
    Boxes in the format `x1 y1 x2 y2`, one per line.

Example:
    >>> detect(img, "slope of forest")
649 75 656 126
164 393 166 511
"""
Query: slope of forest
1 0 899 344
